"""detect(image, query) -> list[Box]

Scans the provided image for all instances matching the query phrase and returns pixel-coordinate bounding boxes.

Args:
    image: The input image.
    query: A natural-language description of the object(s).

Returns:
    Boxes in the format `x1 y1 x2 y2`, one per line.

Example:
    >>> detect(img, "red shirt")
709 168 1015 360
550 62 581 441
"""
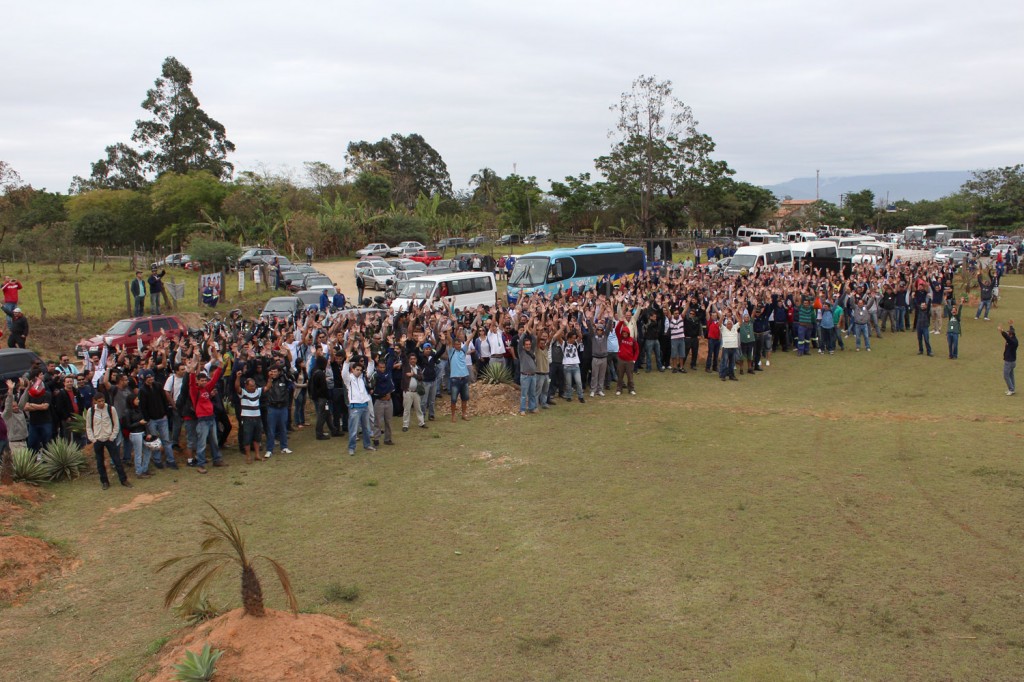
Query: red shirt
707 320 721 340
189 367 223 419
2 280 22 304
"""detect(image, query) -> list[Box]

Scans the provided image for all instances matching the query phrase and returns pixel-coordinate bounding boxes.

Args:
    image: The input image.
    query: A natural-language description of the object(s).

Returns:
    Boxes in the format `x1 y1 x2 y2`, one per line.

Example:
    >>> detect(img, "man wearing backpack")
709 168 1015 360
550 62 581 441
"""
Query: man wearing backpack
86 392 131 490
139 370 177 469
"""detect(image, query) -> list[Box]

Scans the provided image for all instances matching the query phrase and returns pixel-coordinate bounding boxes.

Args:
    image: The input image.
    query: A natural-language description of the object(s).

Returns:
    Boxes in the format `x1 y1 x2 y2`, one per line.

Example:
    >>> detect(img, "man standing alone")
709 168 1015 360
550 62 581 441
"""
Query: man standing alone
130 271 146 317
999 320 1017 396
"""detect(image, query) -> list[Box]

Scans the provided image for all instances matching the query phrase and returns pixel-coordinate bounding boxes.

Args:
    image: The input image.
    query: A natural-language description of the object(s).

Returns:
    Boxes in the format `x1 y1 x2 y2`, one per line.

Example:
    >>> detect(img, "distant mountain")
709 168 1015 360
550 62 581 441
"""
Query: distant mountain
763 171 972 204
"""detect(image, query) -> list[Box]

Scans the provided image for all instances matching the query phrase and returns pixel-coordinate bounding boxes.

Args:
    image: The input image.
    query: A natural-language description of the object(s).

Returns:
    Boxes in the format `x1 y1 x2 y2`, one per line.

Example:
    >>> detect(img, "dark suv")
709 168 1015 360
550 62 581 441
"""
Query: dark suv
76 315 186 357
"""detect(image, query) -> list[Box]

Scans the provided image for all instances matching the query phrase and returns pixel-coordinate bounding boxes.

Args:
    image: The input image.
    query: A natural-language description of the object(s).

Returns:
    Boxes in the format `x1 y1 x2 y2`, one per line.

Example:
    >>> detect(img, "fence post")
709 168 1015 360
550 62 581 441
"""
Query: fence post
124 280 132 316
170 277 177 310
36 281 46 321
74 282 83 321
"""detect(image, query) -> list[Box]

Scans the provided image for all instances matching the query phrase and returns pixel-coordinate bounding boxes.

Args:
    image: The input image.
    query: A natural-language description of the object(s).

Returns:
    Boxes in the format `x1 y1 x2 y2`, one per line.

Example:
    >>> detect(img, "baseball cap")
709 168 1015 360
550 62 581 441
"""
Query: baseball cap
13 307 21 314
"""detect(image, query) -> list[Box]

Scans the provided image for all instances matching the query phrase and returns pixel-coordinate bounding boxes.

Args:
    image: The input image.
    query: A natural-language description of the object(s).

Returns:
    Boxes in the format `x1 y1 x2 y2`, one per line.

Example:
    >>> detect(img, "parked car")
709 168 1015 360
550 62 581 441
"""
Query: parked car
295 290 324 311
237 247 280 268
523 232 549 245
257 254 292 269
152 253 192 269
260 296 302 321
388 241 426 257
385 258 422 272
76 315 186 358
497 234 523 246
356 243 390 258
0 348 44 384
425 259 455 275
467 235 489 247
934 248 970 263
410 250 443 265
363 267 396 291
290 274 335 293
436 237 468 250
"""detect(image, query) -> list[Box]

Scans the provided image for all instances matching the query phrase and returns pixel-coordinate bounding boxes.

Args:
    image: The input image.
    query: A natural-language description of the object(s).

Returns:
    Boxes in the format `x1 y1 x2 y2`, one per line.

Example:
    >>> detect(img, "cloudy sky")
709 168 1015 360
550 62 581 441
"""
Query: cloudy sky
4 0 1023 194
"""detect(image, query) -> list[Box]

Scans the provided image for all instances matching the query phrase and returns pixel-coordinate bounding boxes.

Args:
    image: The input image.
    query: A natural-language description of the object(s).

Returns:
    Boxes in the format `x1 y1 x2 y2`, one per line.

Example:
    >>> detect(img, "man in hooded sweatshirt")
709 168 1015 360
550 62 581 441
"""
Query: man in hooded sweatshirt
615 318 639 395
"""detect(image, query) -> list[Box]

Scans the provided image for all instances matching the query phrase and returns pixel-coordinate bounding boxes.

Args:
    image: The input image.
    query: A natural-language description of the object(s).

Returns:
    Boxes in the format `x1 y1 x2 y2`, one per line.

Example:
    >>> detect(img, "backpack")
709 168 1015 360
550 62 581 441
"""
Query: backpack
89 405 114 435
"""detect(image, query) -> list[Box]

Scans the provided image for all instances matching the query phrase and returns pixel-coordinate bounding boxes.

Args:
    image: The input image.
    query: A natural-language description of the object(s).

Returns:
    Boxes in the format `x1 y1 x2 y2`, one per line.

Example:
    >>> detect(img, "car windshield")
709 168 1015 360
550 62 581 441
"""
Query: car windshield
105 320 134 335
406 263 426 271
509 257 549 286
396 280 436 298
306 276 332 286
265 300 296 312
729 254 758 269
371 268 391 277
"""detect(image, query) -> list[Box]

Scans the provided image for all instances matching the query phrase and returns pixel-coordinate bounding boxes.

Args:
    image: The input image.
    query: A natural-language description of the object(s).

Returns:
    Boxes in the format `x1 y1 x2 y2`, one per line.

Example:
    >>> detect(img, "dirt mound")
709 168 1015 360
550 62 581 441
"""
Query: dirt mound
0 535 62 603
143 608 403 682
100 491 173 521
0 483 50 532
468 382 520 416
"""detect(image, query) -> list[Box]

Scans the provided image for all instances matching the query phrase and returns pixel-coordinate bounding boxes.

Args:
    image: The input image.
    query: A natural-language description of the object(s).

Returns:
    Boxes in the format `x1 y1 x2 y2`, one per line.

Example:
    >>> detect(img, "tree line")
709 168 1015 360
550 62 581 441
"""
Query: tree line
2 60 1023 264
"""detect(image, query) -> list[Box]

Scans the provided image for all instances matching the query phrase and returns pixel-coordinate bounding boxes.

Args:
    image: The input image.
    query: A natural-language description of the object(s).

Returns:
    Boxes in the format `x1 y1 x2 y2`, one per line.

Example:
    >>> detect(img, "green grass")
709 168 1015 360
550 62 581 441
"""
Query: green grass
0 281 1022 680
0 262 278 358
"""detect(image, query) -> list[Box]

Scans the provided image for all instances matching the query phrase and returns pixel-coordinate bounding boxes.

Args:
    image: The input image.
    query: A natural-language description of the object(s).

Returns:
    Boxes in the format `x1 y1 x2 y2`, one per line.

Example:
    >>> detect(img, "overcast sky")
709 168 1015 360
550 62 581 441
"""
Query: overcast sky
3 0 1023 194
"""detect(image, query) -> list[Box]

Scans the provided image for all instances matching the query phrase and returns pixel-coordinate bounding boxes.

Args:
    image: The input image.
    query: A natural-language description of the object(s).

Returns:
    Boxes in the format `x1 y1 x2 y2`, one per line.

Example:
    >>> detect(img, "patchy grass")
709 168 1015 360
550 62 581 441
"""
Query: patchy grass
0 279 1022 680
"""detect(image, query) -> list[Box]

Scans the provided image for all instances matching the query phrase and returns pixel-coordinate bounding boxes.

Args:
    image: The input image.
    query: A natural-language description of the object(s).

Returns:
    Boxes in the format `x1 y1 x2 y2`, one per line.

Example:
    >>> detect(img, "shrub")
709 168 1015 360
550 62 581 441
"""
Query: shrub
324 583 361 603
480 362 514 385
172 644 223 682
68 413 87 435
41 438 87 482
174 590 220 625
189 239 241 272
12 448 49 485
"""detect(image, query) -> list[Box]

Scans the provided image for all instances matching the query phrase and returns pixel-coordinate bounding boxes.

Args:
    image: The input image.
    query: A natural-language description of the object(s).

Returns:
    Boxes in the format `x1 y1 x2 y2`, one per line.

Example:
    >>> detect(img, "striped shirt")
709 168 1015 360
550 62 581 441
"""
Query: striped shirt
240 388 262 418
669 316 686 340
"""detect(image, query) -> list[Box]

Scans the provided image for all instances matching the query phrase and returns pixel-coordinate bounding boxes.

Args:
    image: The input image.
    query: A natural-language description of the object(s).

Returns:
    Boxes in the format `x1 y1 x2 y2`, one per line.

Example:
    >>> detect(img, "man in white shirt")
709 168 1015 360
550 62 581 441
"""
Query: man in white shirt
86 392 131 490
163 363 187 451
485 321 506 368
342 340 377 456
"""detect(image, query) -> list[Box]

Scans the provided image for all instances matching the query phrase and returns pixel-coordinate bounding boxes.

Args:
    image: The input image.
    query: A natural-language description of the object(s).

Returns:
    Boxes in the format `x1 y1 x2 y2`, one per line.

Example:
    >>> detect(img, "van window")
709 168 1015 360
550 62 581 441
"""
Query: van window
471 276 493 293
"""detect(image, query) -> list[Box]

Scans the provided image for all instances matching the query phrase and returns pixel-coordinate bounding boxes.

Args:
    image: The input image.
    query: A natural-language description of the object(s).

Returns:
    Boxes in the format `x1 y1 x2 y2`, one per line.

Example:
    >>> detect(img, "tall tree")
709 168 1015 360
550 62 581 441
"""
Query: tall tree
303 161 344 199
71 143 147 193
961 165 1024 228
548 173 605 234
469 167 502 209
497 174 542 232
844 189 876 230
346 133 452 207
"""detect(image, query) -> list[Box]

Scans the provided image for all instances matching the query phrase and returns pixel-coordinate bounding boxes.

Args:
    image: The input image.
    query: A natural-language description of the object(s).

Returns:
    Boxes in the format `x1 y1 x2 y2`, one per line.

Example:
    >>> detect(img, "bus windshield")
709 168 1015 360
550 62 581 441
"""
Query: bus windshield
509 257 549 287
730 254 758 269
396 280 436 299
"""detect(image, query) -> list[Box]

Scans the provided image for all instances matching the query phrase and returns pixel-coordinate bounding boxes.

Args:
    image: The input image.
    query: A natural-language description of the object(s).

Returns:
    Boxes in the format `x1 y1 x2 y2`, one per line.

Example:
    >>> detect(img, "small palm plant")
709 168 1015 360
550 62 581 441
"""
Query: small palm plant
480 361 514 385
157 503 298 617
11 447 48 485
41 437 87 482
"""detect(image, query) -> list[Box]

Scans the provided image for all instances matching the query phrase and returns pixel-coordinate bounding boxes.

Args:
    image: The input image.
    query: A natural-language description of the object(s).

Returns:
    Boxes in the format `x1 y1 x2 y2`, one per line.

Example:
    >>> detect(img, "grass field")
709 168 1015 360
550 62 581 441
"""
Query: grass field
0 262 279 359
1 279 1023 681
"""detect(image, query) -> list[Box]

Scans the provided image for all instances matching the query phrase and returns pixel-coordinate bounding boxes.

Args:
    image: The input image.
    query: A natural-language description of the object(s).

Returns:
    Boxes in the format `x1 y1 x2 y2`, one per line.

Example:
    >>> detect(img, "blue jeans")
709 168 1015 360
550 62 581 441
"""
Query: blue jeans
796 325 812 354
519 374 537 412
916 327 932 354
643 340 662 371
347 403 373 451
534 375 550 408
854 323 870 350
27 422 52 452
423 378 438 419
947 332 959 358
134 296 145 317
1004 361 1016 393
195 417 221 467
563 365 583 398
820 326 836 352
150 292 161 315
130 431 151 475
294 389 307 426
718 348 737 378
976 300 991 319
266 406 289 452
895 306 907 331
2 302 15 331
705 338 721 370
147 416 175 465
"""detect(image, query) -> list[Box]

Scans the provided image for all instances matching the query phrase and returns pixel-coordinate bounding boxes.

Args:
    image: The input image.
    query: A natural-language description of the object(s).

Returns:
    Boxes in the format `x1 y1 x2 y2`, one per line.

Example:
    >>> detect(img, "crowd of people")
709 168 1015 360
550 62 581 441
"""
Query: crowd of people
0 247 1017 490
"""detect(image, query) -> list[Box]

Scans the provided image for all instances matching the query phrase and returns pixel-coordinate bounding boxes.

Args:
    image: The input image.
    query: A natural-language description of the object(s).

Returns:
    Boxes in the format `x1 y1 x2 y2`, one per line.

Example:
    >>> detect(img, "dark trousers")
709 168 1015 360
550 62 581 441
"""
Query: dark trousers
315 397 331 436
27 422 52 452
685 337 700 368
94 440 127 486
549 362 564 398
771 322 788 352
330 387 347 434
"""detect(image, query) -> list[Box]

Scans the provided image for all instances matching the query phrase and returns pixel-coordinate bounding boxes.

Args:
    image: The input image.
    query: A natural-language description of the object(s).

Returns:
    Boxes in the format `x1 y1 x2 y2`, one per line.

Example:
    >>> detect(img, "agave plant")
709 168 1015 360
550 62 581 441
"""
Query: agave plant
11 448 49 485
68 413 87 435
158 503 298 618
41 437 87 482
172 644 223 682
480 361 514 385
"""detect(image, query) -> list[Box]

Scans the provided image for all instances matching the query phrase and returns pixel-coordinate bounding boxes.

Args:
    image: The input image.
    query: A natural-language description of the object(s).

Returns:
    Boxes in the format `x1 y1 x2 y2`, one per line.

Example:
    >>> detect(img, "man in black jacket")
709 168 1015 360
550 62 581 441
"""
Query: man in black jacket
8 308 28 348
309 355 331 440
52 374 81 442
139 370 177 468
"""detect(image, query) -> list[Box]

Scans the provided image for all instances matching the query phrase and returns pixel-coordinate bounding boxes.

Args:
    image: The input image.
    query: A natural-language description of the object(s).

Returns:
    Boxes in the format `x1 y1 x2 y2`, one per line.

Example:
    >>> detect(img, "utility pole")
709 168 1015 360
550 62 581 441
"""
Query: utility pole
816 169 820 202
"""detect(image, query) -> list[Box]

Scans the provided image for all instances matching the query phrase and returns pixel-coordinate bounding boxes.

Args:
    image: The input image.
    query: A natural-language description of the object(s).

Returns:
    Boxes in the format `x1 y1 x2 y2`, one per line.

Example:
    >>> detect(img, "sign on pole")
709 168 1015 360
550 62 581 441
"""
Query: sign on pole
238 269 245 292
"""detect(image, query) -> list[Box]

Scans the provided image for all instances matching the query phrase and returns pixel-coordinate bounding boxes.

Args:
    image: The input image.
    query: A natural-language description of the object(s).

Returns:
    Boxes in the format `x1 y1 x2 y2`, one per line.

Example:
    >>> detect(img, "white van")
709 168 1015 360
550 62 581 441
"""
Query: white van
790 240 839 260
725 244 794 275
390 272 497 312
851 241 893 264
785 231 817 243
736 227 771 244
749 232 783 245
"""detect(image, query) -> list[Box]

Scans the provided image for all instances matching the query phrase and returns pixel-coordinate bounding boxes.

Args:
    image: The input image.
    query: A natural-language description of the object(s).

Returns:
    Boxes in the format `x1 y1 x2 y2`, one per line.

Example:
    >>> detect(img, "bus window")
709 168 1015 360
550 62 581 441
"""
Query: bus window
547 257 574 282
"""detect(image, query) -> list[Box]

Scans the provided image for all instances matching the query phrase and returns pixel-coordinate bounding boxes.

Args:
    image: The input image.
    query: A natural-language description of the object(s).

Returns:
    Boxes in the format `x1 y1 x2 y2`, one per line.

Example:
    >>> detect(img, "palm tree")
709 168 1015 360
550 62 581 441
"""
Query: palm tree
469 168 502 209
157 503 298 617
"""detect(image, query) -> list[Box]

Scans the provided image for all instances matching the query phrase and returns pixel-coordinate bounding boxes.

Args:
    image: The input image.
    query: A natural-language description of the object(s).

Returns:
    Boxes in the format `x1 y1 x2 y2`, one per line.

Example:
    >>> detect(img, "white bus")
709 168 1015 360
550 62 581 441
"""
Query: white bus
903 224 946 243
790 240 839 260
784 231 818 243
390 272 497 312
725 244 794 275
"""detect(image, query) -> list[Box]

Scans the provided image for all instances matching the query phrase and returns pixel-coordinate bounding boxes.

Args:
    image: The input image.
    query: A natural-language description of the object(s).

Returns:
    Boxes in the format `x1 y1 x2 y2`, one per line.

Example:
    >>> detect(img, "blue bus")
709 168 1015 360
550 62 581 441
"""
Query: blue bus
506 242 647 303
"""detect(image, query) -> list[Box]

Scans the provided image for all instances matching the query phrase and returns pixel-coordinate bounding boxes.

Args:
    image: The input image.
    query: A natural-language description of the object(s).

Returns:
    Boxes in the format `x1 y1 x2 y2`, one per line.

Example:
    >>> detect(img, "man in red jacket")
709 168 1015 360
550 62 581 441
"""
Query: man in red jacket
2 276 22 331
615 320 639 395
189 360 225 474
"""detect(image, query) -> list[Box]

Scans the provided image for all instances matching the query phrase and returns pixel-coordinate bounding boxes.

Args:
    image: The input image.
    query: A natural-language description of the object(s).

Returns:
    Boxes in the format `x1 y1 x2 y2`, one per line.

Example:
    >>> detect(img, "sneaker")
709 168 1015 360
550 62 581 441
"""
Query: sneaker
419 423 428 429
348 449 355 456
282 448 293 454
1007 391 1015 396
167 463 179 470
589 391 595 398
616 390 622 396
598 390 605 397
629 390 636 395
403 426 410 431
264 451 273 459
213 460 228 467
985 317 990 320
578 397 585 403
153 461 165 470
766 360 770 367
365 445 377 451
866 348 871 352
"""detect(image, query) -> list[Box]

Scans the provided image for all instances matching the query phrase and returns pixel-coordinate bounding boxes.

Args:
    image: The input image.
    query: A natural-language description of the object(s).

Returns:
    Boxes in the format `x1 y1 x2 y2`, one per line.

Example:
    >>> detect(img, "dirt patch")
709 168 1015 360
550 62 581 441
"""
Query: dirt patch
142 608 404 682
473 451 526 469
0 484 51 532
467 383 520 417
0 535 63 604
101 491 173 521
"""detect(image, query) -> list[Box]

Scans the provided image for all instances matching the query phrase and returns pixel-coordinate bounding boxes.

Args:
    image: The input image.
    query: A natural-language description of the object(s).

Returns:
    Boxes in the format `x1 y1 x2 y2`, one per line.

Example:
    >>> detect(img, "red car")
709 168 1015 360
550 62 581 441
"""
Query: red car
76 315 186 358
409 250 443 265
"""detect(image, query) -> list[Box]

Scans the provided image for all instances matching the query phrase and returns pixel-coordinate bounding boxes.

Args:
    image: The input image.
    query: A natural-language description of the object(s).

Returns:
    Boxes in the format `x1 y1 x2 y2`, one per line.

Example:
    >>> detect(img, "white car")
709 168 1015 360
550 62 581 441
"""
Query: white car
388 241 425 257
933 248 969 263
356 243 390 258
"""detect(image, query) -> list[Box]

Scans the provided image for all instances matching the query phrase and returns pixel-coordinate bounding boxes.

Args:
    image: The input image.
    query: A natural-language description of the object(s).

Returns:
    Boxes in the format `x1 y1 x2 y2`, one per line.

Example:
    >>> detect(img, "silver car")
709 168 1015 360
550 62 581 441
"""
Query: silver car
363 267 396 290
